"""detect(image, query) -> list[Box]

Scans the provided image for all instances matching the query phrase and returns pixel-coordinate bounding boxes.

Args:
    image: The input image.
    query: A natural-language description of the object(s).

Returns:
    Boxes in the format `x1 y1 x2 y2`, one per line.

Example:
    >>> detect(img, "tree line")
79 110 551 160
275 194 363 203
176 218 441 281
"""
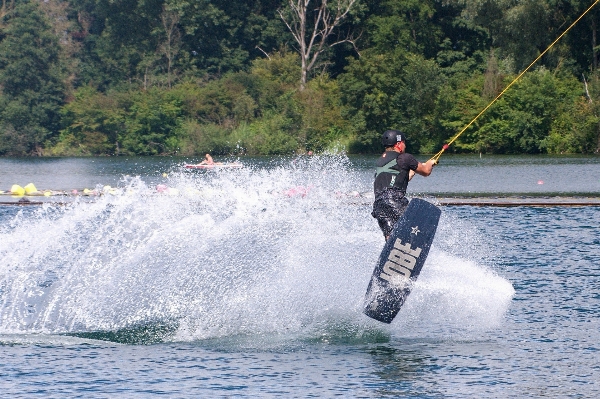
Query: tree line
1 0 600 156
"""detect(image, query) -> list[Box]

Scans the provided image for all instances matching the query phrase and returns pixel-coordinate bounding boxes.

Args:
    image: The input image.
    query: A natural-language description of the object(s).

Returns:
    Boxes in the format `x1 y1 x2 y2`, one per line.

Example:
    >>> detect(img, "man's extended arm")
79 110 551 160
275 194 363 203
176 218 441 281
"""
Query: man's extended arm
409 159 437 180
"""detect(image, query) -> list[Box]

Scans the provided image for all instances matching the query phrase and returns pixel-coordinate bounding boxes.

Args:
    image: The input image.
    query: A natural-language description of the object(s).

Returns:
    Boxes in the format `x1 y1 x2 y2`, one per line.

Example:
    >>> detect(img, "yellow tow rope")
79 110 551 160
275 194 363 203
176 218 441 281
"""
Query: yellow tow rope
430 0 600 163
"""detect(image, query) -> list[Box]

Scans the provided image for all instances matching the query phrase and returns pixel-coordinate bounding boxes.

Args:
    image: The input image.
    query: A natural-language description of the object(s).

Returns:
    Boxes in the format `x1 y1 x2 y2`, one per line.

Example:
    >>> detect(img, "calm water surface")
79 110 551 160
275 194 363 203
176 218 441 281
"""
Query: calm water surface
1 154 599 195
0 155 599 397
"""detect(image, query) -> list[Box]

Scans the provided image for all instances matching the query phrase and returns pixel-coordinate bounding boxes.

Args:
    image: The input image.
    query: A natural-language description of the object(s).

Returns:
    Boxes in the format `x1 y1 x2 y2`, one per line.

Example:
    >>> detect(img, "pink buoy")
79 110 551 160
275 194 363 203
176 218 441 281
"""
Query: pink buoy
283 185 313 198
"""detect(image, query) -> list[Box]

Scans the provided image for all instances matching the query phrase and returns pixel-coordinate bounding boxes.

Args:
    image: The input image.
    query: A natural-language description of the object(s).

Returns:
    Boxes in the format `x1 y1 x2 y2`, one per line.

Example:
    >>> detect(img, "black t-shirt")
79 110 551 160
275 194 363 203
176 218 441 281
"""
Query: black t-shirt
373 151 419 197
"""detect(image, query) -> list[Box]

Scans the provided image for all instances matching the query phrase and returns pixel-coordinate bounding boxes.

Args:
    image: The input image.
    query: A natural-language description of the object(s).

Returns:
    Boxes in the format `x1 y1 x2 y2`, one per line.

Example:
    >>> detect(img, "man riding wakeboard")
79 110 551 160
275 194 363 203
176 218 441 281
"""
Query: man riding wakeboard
372 130 437 241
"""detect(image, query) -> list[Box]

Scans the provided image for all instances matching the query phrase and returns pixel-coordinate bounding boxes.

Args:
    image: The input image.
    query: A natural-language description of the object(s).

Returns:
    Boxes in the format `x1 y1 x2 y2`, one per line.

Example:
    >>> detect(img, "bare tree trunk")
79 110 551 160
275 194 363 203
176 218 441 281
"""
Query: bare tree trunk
483 49 501 100
0 0 15 21
279 0 358 90
39 0 82 101
161 7 181 89
583 73 593 103
593 16 598 71
144 66 148 91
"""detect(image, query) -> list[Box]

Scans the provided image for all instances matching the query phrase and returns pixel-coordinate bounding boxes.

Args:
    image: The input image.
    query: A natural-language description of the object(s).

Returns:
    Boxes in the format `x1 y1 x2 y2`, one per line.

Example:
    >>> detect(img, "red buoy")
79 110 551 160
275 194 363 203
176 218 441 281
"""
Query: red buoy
442 144 449 150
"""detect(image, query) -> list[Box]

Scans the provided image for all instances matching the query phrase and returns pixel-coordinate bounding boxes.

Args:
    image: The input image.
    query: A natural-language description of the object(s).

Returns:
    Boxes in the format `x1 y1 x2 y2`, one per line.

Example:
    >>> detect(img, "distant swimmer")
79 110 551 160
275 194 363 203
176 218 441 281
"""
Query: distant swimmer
371 130 437 241
184 154 242 169
198 154 223 166
183 153 243 169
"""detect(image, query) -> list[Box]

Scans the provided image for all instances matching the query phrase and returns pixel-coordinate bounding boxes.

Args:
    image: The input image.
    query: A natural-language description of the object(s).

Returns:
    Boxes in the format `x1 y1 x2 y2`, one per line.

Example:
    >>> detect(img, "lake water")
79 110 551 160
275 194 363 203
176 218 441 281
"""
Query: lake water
0 155 599 398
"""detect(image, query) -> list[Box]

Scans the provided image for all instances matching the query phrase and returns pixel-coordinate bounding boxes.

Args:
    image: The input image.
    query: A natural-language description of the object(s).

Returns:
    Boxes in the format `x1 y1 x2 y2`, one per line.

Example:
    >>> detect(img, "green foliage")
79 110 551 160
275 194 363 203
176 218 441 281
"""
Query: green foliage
167 0 283 75
50 51 348 156
544 98 599 154
477 69 581 153
297 78 349 152
121 89 184 155
233 112 298 155
339 51 444 153
2 0 600 156
177 120 232 156
52 87 125 155
54 87 185 155
368 0 440 58
433 74 488 152
543 71 600 154
176 75 257 126
499 0 551 71
0 0 64 155
437 68 584 154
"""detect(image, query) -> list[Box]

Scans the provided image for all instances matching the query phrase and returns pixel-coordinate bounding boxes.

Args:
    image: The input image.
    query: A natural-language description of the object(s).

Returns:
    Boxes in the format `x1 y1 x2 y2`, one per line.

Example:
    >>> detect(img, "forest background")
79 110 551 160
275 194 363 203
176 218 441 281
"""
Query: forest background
1 0 600 157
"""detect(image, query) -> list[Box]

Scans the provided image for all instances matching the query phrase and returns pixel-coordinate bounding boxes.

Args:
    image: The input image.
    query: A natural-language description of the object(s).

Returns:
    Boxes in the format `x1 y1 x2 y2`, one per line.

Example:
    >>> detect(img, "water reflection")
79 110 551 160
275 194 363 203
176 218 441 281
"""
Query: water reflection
365 343 442 398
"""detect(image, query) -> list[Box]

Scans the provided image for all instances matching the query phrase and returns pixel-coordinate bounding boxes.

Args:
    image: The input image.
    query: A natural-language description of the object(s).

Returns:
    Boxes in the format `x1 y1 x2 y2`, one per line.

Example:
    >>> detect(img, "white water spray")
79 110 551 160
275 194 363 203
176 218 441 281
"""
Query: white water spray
0 156 513 342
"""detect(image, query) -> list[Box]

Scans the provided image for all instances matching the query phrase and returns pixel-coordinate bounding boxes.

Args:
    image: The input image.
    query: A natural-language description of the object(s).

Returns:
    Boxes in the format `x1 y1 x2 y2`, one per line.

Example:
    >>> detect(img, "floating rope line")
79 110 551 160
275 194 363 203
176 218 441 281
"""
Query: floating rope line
431 0 600 163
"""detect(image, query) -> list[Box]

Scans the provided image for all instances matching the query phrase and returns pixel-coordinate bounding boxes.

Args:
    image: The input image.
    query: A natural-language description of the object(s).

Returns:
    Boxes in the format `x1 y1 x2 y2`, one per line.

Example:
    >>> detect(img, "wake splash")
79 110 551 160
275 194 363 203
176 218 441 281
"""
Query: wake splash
0 156 513 344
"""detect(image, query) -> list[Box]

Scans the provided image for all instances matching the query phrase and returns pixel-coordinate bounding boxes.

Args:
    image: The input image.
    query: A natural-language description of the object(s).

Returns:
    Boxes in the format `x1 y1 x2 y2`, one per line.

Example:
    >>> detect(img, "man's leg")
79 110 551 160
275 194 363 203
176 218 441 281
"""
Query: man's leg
373 194 409 241
377 217 395 241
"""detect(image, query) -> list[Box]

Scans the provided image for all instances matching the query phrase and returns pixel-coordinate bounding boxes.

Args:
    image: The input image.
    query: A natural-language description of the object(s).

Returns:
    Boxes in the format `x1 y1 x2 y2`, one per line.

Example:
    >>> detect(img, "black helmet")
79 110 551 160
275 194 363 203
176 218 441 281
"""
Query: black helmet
382 130 405 146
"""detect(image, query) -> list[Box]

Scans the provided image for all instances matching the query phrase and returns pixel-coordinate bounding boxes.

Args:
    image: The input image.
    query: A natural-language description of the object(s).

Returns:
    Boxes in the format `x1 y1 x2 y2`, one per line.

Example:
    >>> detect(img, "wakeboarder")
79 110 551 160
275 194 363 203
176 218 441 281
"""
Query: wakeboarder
371 130 437 241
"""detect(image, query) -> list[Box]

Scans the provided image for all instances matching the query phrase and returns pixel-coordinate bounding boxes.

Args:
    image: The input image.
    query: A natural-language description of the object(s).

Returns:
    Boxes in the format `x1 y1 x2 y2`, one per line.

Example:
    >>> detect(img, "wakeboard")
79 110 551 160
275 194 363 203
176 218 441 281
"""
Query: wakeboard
363 198 441 324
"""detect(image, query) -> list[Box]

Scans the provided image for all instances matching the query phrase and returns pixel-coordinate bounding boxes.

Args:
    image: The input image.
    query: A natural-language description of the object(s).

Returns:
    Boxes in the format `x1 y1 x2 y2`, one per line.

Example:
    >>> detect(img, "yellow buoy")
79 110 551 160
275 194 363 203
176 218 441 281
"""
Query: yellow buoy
44 191 52 197
24 183 38 194
11 184 25 196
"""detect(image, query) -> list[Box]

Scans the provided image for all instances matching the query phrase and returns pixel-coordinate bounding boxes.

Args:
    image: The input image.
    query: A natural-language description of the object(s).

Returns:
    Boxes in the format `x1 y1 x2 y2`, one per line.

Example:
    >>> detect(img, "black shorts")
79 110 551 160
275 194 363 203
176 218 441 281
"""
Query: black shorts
371 190 409 238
